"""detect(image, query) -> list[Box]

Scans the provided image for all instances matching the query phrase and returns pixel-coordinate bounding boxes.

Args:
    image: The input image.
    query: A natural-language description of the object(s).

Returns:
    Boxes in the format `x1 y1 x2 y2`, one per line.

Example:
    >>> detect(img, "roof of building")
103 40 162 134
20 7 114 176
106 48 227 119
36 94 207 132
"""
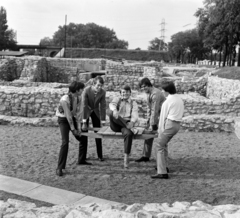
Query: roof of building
0 51 29 57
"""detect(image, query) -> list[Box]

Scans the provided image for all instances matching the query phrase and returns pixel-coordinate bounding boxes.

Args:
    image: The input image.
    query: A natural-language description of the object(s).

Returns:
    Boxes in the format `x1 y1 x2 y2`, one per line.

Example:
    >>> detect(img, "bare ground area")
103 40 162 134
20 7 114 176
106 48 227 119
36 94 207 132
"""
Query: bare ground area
1 125 240 206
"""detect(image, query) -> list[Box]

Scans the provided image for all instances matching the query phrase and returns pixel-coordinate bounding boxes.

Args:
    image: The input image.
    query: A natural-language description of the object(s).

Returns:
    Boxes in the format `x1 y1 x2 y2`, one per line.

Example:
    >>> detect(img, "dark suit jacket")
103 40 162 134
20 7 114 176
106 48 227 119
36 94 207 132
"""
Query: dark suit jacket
147 87 165 126
82 86 106 121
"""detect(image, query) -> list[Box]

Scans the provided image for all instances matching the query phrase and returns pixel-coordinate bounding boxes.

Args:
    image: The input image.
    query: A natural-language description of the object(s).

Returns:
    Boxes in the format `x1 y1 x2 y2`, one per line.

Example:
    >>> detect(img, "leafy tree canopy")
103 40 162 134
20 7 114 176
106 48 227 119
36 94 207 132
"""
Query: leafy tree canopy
148 37 167 51
40 22 128 49
195 0 240 66
168 28 210 63
0 6 17 50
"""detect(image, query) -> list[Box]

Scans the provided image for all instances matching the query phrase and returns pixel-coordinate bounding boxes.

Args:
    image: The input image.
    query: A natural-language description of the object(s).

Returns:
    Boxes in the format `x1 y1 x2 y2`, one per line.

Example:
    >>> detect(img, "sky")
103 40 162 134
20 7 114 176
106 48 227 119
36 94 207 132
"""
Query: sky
1 0 204 50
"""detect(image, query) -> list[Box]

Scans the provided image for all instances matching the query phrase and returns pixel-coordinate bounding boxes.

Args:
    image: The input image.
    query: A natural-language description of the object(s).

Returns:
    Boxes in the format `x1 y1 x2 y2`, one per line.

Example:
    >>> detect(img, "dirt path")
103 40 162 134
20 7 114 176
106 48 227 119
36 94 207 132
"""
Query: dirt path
1 125 240 205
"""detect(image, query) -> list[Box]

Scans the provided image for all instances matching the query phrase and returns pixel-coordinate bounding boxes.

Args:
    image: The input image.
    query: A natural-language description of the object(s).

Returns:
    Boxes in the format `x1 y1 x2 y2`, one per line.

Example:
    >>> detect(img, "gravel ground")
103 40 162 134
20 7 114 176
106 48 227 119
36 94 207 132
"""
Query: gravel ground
1 125 240 205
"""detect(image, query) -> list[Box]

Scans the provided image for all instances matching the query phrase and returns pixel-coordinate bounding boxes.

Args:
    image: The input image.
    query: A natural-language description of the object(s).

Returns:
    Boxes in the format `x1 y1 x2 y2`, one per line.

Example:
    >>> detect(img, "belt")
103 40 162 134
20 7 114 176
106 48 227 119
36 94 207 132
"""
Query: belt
167 119 180 123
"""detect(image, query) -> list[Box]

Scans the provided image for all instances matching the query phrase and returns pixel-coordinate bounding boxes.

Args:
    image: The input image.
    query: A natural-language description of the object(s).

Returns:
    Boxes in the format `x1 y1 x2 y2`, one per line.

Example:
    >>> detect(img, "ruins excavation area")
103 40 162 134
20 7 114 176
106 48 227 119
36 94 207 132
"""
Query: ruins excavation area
1 57 240 217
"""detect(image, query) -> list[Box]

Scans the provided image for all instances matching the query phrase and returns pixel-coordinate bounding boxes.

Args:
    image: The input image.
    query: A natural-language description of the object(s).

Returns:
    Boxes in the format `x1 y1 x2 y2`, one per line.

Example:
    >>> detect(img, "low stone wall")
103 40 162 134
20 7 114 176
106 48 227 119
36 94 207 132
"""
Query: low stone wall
182 115 235 132
0 84 239 132
182 92 240 117
1 198 240 218
0 57 106 83
0 82 236 119
207 76 240 99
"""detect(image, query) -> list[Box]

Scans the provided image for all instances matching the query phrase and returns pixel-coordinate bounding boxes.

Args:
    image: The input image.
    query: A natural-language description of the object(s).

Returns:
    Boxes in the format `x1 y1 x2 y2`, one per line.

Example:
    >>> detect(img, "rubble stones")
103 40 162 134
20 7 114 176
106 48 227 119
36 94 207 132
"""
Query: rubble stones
2 199 240 218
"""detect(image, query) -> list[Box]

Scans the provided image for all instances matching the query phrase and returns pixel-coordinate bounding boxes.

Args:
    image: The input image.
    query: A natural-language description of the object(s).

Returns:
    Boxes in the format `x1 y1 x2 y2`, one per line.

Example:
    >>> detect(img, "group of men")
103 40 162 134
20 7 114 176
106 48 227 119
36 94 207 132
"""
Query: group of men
55 76 184 179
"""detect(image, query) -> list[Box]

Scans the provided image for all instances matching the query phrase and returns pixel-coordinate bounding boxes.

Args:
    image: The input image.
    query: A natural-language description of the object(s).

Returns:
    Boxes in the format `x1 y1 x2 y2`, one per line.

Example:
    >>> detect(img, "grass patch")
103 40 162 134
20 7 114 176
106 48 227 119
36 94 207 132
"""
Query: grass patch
213 67 240 80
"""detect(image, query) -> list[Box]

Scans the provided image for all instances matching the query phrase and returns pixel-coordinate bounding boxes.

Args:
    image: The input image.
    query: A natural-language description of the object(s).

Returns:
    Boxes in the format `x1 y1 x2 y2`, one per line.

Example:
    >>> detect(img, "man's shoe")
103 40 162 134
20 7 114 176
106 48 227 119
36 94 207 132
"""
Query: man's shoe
98 158 105 161
135 157 150 162
78 161 92 165
151 174 169 179
155 167 170 173
56 169 63 177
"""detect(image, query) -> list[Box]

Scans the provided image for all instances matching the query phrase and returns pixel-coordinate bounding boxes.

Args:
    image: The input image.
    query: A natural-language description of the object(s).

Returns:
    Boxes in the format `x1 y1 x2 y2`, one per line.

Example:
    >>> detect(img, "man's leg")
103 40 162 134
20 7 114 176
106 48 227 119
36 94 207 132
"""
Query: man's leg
107 109 128 130
77 119 91 164
135 138 153 162
121 127 134 168
151 120 180 179
91 112 103 160
135 124 157 162
107 109 126 132
57 117 70 175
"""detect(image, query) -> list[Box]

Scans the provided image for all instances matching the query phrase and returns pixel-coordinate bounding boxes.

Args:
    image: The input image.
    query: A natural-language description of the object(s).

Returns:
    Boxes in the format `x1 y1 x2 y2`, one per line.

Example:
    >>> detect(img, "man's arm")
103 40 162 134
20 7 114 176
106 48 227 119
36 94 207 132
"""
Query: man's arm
75 96 82 133
158 101 167 135
150 92 165 126
109 97 120 111
61 100 75 131
100 90 106 122
82 88 88 123
130 101 139 124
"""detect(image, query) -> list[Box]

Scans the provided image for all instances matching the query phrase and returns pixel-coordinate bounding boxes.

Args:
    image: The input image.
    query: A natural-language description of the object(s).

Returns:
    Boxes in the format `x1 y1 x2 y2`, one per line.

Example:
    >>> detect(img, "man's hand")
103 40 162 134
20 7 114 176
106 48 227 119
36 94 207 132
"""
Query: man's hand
126 122 134 129
152 125 158 131
146 121 150 129
72 129 81 137
82 122 88 131
113 110 119 119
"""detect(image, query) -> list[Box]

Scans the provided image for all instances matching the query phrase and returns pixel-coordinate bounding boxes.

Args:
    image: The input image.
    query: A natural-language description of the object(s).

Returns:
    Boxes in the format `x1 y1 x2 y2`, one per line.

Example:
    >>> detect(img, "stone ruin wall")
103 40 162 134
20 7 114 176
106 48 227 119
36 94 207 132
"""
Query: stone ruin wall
0 57 105 83
0 76 238 132
207 76 240 99
0 57 239 132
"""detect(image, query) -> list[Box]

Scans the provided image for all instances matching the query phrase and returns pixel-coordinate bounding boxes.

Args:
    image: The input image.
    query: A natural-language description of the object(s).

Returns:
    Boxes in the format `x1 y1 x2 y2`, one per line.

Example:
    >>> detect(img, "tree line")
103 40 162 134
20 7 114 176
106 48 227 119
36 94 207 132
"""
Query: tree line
1 0 240 67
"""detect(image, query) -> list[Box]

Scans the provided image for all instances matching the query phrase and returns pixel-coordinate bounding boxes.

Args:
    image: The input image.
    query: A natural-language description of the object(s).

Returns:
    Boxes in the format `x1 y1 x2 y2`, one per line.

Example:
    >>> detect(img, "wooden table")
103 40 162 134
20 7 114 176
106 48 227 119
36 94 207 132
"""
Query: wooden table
81 126 157 140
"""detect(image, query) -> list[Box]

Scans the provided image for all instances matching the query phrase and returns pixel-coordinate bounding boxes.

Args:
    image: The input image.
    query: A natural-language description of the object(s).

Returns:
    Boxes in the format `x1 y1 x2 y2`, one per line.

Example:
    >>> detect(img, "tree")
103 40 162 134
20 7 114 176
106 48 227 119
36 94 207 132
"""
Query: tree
39 37 54 46
168 29 209 63
195 0 240 66
148 37 167 51
0 6 17 50
40 22 128 49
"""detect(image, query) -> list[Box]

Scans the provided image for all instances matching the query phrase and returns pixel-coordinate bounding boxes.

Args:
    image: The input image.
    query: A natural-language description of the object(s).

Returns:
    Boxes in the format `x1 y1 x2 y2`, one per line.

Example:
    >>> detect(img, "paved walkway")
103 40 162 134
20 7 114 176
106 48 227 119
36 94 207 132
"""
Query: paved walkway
0 174 121 206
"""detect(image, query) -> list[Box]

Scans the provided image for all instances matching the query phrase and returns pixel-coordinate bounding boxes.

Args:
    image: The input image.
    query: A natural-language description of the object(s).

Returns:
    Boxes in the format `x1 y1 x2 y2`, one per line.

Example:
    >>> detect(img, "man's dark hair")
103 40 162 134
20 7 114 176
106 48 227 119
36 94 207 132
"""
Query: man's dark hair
139 77 152 88
161 81 176 94
120 85 131 93
94 76 104 85
69 81 85 93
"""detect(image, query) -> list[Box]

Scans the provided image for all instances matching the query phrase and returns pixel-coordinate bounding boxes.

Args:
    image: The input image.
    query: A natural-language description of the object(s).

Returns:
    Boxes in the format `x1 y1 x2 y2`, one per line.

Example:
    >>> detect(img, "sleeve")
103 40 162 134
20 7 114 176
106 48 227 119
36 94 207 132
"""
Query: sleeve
146 95 150 124
61 100 75 131
82 88 88 122
100 91 106 121
149 93 158 126
130 101 139 124
109 97 120 111
75 96 82 132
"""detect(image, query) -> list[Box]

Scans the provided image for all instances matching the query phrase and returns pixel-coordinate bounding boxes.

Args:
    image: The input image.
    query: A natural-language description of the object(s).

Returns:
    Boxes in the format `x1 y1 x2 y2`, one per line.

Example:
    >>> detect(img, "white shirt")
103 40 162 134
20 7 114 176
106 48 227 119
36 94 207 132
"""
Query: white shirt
158 94 184 134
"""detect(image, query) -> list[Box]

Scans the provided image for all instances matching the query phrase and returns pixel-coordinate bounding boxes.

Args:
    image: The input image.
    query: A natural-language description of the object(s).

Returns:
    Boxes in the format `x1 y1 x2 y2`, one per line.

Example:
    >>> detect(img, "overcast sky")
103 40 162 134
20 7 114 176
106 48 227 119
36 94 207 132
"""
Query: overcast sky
1 0 204 50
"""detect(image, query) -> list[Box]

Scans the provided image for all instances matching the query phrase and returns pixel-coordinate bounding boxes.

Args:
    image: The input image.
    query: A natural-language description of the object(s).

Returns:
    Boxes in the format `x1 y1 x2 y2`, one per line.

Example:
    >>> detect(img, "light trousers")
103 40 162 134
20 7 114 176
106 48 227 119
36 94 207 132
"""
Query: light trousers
155 119 180 174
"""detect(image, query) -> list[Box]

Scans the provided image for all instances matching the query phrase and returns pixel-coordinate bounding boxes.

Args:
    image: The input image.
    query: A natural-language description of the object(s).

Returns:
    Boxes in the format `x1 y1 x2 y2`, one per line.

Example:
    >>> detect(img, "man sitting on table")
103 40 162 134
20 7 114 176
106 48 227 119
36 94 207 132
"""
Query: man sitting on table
107 85 139 168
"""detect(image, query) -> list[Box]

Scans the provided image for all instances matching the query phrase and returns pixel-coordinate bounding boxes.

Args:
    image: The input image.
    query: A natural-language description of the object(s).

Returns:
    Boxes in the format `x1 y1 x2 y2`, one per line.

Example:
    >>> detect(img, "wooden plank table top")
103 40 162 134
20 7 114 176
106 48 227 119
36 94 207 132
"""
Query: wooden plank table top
81 126 157 140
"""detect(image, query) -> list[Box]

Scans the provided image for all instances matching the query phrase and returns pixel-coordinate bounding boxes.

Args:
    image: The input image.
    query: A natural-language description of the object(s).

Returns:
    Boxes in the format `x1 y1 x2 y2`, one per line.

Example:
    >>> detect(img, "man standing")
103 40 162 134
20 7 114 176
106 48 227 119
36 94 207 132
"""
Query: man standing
56 81 85 176
151 81 184 179
108 85 139 168
80 76 106 164
135 78 165 162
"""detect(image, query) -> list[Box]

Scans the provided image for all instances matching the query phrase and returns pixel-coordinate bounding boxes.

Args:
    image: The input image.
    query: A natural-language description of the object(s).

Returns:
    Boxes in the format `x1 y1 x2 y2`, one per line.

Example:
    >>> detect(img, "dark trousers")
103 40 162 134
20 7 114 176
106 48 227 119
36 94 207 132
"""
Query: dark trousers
57 117 83 170
79 111 103 163
107 109 133 154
